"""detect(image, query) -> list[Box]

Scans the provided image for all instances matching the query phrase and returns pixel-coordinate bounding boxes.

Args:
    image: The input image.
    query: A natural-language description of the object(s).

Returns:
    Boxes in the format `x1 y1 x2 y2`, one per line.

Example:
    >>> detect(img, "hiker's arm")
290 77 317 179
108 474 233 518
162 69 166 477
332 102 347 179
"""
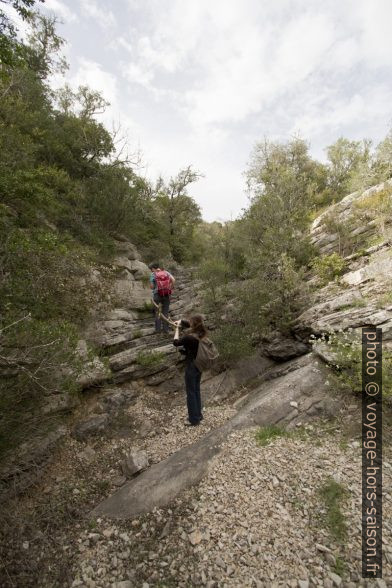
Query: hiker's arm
173 334 193 347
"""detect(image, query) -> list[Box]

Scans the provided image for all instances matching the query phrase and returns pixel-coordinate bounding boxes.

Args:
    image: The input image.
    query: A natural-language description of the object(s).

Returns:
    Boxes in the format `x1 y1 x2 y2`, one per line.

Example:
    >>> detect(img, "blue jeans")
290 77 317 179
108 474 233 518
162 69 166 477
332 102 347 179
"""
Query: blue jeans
185 361 202 424
153 293 170 333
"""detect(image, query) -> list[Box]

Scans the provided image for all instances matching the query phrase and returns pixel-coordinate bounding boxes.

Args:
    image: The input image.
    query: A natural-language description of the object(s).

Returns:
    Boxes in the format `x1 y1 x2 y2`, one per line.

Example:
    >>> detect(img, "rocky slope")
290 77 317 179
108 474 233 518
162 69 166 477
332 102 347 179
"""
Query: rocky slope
1 182 391 587
294 181 392 364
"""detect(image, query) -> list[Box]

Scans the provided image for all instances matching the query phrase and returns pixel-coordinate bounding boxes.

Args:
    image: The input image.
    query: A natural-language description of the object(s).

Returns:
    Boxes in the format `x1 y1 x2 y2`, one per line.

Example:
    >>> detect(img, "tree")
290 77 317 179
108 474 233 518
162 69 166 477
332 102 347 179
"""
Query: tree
25 12 67 78
326 137 371 200
152 166 203 261
244 136 318 268
346 128 392 193
56 84 109 118
214 137 319 337
374 128 392 181
0 0 44 66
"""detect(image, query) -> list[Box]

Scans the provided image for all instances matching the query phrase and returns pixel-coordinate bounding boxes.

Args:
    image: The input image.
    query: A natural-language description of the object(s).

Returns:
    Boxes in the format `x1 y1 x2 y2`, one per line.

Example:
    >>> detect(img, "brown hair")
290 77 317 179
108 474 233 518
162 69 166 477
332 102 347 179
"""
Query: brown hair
188 314 207 339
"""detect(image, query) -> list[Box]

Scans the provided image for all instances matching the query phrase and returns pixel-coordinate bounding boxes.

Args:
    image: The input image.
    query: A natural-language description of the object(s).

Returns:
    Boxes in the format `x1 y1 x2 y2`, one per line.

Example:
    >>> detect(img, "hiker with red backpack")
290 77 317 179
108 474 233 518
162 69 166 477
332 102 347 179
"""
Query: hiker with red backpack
173 315 219 427
149 263 175 334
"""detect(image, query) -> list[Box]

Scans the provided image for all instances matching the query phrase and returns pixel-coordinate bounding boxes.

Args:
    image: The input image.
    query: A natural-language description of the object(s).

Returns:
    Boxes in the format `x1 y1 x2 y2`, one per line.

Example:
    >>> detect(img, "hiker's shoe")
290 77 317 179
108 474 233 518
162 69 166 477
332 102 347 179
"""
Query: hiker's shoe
184 421 200 427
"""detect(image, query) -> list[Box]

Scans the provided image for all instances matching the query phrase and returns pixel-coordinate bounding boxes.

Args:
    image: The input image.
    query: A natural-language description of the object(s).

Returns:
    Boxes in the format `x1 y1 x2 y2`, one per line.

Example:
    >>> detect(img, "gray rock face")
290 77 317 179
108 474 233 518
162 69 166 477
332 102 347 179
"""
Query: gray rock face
72 414 110 441
294 245 392 339
341 248 392 286
311 179 392 254
113 257 150 280
121 450 149 478
100 388 138 410
86 241 152 351
75 339 110 390
87 310 154 350
113 237 141 260
201 353 275 404
312 342 338 366
262 331 309 361
110 343 177 372
294 182 392 343
113 279 151 310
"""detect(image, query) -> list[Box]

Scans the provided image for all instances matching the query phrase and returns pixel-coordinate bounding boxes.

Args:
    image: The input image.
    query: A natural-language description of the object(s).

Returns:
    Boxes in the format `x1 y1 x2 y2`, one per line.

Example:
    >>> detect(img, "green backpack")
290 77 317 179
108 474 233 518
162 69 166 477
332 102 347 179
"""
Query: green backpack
194 336 219 372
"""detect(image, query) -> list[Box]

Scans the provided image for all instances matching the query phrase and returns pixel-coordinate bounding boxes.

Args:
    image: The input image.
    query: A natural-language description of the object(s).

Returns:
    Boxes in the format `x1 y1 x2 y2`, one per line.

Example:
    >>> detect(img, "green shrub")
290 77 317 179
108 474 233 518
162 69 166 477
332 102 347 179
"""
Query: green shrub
135 350 165 367
314 331 392 399
311 253 346 284
0 227 109 325
353 187 392 241
212 323 253 363
239 253 308 335
0 316 82 460
321 212 360 257
198 258 229 307
377 288 392 307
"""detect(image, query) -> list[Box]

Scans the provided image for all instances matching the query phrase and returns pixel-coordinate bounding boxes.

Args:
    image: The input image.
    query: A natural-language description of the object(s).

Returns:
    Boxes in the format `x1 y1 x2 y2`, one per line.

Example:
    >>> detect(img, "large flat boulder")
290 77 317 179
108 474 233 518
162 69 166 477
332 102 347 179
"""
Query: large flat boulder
114 279 151 310
113 257 150 280
113 238 141 260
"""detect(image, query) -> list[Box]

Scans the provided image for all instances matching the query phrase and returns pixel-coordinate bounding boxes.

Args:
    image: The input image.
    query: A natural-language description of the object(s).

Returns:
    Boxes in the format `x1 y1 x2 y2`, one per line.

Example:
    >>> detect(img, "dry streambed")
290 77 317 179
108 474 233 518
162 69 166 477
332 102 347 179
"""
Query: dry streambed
69 419 392 588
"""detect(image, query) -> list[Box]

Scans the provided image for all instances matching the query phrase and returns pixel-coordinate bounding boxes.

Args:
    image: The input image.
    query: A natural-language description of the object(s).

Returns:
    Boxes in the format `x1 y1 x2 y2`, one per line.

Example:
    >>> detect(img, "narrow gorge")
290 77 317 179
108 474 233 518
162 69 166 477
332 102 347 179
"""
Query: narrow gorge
1 181 391 588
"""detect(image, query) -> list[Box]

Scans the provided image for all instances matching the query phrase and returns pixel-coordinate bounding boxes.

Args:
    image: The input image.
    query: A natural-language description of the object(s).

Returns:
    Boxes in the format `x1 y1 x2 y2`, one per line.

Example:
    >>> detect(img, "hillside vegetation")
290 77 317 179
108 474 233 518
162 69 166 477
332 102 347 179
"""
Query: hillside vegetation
0 5 202 459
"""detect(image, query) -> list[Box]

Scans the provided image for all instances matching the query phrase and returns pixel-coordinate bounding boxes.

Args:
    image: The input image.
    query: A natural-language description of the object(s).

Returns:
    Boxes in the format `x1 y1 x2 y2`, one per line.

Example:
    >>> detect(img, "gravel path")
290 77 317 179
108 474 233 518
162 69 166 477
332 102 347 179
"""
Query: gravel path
69 418 392 588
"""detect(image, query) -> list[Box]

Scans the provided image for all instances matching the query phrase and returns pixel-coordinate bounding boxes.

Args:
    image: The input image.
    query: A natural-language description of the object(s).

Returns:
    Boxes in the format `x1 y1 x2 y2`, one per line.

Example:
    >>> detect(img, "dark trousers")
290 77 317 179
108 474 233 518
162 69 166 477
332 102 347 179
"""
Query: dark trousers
153 293 170 333
185 361 202 424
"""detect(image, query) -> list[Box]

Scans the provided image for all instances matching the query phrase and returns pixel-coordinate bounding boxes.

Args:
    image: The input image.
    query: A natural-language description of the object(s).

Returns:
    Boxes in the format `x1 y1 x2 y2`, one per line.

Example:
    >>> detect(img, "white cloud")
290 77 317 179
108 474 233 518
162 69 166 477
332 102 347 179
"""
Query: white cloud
118 2 339 132
291 83 392 142
122 62 154 88
80 0 116 29
69 58 118 106
355 0 392 67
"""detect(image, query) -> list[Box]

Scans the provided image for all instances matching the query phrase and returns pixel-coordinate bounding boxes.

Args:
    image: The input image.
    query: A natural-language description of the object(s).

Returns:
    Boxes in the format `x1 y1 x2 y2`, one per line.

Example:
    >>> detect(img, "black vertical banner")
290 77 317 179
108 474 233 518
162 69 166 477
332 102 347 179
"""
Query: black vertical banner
362 327 382 578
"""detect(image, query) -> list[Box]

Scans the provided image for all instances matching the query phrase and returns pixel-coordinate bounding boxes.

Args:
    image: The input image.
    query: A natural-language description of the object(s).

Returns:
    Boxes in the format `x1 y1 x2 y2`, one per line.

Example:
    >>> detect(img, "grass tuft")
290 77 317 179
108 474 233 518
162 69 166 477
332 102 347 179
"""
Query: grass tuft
255 425 289 446
333 554 347 576
318 477 348 543
255 424 309 447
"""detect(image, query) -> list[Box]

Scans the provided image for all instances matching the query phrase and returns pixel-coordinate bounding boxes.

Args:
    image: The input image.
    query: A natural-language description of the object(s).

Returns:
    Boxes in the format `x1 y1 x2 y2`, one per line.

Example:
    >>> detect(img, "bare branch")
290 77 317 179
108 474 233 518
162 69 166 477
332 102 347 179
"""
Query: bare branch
0 313 31 334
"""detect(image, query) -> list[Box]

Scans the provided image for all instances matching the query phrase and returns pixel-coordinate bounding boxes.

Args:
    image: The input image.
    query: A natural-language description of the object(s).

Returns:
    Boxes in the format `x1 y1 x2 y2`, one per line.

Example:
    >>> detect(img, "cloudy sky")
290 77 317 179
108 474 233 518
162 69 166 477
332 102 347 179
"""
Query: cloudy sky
34 0 392 220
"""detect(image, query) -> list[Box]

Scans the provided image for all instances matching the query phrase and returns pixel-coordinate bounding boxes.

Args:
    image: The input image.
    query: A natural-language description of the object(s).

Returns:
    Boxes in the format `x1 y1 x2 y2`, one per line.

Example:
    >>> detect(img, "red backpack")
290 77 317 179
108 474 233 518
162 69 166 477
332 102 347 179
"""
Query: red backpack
154 270 172 296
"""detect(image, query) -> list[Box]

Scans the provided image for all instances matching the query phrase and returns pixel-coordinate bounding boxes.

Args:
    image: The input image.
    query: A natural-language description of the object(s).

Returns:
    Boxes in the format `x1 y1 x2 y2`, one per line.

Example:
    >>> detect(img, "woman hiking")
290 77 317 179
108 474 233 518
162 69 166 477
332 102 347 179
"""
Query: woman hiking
173 315 206 427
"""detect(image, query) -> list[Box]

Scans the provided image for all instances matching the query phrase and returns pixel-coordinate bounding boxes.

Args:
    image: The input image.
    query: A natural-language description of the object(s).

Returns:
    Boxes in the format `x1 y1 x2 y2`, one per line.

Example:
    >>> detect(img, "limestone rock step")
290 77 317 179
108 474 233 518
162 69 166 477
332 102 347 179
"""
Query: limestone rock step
110 343 178 373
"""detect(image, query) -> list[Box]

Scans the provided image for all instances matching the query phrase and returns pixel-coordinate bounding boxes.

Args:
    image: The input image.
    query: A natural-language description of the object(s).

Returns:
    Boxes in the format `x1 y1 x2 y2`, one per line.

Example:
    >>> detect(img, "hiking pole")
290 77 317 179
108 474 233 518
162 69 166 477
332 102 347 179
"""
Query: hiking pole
151 299 178 329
